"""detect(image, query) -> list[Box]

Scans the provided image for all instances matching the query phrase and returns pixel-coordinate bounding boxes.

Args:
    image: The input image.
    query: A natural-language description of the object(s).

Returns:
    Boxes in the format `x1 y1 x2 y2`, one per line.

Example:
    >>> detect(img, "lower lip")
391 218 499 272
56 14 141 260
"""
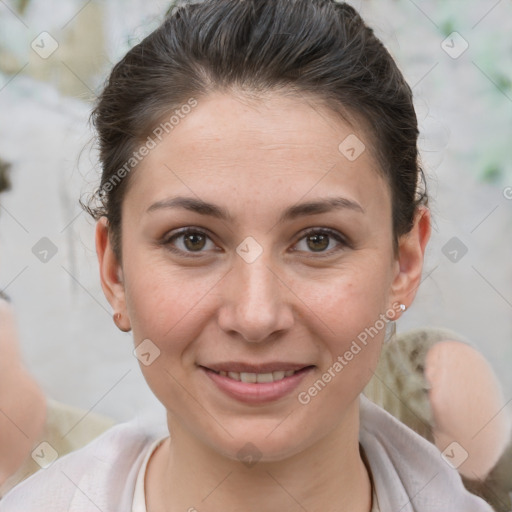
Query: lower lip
201 367 314 404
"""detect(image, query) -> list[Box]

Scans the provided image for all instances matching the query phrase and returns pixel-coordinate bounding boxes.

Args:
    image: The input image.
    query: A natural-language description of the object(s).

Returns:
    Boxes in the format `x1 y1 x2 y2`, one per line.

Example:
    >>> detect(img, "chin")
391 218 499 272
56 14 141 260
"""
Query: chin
198 415 328 465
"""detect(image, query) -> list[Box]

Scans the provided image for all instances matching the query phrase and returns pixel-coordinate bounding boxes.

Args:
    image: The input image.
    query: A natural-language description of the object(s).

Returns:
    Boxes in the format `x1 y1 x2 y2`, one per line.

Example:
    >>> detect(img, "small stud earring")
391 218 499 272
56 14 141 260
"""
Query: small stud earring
386 303 407 321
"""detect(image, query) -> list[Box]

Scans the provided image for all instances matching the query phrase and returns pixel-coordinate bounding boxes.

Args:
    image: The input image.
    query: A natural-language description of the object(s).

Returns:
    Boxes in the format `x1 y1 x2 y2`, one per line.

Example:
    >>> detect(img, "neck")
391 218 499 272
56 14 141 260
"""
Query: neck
146 398 372 512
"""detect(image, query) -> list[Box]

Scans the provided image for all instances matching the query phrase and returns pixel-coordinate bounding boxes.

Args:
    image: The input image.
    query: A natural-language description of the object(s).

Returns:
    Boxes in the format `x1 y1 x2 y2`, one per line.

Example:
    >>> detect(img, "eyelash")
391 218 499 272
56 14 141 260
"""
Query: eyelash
161 226 349 259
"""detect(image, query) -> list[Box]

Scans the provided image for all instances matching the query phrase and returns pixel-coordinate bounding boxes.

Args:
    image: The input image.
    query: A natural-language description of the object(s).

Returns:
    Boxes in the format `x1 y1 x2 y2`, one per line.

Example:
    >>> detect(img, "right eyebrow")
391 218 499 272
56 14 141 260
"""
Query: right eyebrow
147 196 233 221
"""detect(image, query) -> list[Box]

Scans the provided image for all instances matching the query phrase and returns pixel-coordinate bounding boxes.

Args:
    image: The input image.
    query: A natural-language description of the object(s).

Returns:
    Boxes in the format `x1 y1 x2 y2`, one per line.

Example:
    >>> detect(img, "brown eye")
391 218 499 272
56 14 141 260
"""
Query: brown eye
306 232 330 252
163 228 217 256
183 232 207 251
293 228 347 256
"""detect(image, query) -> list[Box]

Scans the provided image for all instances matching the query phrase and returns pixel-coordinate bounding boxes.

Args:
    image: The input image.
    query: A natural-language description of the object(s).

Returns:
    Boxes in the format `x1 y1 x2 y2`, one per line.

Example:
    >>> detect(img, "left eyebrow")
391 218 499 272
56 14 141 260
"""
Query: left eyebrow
277 197 365 224
146 195 365 222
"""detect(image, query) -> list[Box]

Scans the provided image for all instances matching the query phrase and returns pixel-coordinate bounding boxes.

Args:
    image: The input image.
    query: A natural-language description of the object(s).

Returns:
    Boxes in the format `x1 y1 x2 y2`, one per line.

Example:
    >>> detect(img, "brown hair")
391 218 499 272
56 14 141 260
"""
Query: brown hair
0 158 11 195
85 0 428 259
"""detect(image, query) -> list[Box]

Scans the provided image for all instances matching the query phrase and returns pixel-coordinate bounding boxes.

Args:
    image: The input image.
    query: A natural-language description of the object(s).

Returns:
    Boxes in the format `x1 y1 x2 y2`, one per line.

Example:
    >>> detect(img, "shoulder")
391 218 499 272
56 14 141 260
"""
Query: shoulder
0 419 167 512
359 394 493 512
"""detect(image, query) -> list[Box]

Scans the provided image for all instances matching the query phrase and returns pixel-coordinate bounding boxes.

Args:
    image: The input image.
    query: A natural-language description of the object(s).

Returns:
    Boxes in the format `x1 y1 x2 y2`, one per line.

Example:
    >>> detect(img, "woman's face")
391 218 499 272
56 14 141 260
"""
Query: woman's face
97 91 429 461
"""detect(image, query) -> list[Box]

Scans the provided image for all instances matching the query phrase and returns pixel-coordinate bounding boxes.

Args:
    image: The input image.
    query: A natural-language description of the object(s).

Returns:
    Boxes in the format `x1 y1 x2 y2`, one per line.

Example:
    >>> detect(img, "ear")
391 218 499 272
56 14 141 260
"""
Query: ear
389 206 431 310
95 217 131 331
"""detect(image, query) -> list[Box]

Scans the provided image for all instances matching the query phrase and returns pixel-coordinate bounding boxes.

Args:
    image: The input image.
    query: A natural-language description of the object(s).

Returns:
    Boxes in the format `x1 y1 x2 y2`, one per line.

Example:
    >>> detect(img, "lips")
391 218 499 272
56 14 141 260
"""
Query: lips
201 362 311 382
199 363 315 404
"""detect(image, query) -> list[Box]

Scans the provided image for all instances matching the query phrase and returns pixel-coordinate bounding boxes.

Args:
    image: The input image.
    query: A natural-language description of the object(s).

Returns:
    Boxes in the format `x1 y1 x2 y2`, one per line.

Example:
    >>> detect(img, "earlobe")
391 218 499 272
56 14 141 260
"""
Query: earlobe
95 218 131 331
390 206 431 309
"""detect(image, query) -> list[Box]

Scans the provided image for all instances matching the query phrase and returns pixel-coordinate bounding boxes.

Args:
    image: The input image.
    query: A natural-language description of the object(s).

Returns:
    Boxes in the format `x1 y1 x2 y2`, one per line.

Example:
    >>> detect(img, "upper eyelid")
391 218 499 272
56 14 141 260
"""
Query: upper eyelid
164 226 216 244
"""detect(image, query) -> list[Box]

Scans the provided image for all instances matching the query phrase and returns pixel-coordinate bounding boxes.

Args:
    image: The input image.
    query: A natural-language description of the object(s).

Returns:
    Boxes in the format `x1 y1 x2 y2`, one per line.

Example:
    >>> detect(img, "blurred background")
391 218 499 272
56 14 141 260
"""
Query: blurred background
0 0 511 422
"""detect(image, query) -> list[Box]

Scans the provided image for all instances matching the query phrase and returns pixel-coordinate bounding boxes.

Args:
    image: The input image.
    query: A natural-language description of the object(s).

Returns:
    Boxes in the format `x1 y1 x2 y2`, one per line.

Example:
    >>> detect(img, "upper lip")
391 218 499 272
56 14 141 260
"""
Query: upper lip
200 362 313 373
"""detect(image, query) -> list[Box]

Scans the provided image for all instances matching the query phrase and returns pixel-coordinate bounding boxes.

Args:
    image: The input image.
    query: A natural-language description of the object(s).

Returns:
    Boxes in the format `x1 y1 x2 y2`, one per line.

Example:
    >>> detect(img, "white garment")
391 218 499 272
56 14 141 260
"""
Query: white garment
131 438 166 512
0 395 493 512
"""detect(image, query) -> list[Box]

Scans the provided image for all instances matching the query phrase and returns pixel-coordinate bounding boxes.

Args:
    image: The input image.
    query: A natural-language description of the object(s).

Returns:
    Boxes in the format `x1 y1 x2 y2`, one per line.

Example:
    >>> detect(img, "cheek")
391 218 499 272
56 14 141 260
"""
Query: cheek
120 249 232 398
292 262 391 395
122 265 216 406
291 275 388 419
294 260 392 339
124 263 218 345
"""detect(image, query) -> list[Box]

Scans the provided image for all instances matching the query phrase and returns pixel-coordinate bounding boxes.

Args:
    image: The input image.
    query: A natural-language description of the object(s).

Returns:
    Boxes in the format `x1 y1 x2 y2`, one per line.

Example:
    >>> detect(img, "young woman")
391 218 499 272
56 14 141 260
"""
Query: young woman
0 0 496 510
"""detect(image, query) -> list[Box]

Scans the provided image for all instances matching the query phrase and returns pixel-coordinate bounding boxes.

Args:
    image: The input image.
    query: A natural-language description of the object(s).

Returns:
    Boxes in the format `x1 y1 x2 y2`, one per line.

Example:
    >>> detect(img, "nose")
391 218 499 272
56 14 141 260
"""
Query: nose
217 253 294 343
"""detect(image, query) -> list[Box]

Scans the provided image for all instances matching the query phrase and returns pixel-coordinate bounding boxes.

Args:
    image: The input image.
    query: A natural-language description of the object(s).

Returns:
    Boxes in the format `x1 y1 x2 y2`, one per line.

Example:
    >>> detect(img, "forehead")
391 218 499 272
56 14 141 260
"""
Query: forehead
127 91 390 218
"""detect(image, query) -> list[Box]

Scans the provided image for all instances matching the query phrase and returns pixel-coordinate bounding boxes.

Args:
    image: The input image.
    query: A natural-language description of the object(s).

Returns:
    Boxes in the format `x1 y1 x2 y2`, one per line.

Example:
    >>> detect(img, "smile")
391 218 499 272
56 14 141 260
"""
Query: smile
200 364 315 404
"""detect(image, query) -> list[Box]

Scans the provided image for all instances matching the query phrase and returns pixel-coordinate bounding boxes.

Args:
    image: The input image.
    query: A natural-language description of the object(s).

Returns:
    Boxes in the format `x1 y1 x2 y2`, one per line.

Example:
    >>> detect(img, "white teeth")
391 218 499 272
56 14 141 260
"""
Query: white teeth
256 373 274 383
240 372 257 383
217 369 300 382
